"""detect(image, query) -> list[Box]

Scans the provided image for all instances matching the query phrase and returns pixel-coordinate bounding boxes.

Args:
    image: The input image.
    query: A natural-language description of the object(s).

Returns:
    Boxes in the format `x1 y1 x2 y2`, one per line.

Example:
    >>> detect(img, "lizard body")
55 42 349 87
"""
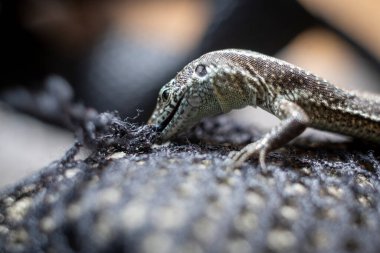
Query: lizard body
148 49 380 168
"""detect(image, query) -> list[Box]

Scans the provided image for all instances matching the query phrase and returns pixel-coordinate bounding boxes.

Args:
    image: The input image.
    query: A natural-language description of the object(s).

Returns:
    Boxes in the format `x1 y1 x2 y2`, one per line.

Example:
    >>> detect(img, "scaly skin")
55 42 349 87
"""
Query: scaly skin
148 49 380 169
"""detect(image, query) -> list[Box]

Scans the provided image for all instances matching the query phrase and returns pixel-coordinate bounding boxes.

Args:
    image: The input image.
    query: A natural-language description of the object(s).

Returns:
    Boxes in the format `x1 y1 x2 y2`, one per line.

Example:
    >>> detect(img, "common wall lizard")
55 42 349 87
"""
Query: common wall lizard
148 49 380 169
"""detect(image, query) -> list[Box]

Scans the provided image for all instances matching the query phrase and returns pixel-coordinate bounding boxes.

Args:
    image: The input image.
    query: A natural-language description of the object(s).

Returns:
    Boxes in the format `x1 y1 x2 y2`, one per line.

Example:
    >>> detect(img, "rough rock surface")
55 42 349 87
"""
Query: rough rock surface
1 115 380 253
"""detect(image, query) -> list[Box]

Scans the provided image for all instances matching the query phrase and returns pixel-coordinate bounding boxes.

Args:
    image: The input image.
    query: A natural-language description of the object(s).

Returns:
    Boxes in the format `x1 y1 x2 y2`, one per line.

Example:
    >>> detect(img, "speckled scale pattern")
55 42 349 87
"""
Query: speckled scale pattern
213 50 380 142
149 49 380 144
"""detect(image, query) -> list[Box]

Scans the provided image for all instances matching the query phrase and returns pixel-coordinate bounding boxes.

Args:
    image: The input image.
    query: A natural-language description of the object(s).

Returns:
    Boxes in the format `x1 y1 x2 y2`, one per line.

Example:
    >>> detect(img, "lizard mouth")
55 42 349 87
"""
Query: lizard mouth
156 95 185 134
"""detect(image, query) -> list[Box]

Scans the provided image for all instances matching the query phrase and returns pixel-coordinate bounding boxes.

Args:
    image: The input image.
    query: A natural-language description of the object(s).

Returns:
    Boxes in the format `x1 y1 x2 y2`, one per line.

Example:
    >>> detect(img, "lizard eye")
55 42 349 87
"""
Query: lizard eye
195 64 207 77
160 88 170 102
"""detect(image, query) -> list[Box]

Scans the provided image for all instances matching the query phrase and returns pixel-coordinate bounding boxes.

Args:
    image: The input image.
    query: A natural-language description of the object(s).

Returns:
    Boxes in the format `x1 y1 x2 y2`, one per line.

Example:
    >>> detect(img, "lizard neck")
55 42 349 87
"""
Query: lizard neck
211 69 261 113
213 84 257 113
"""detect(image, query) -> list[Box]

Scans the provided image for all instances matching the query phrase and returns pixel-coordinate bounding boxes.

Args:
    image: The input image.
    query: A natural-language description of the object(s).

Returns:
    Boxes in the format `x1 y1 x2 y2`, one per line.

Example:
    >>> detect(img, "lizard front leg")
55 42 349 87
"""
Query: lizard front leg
229 98 310 170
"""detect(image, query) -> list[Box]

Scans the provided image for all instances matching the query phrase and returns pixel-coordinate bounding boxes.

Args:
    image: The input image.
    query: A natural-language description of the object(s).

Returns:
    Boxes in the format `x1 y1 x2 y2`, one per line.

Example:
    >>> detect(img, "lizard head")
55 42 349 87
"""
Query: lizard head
148 50 256 142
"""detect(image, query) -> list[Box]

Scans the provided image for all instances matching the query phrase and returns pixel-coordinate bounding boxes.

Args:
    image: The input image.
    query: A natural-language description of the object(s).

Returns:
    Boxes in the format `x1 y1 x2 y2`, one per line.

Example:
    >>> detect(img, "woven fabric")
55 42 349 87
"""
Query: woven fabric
1 116 380 253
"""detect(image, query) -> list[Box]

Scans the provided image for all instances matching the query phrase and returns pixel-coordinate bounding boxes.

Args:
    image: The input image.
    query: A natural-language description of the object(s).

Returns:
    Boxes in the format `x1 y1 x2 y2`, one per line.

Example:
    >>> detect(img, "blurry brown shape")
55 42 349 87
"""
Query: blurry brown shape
19 0 211 59
115 0 211 53
299 0 380 60
21 0 114 55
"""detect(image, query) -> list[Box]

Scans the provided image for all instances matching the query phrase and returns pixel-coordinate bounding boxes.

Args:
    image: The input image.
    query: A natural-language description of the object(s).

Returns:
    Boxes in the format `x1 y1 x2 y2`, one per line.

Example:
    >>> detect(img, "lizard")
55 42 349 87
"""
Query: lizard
148 49 380 169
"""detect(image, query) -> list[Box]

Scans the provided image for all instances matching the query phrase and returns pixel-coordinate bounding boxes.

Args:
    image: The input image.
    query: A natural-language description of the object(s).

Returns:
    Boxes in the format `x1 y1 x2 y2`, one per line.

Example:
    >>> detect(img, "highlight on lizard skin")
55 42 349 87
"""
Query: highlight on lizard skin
148 49 380 169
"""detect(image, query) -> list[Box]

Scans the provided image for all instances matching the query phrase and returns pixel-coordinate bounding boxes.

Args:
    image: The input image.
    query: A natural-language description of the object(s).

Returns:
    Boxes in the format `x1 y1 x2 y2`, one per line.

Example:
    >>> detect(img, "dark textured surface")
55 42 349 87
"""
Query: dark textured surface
1 116 380 253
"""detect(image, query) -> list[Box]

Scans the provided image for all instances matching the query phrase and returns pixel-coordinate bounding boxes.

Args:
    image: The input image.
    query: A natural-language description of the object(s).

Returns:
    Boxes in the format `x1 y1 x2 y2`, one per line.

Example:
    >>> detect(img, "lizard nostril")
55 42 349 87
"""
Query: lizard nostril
152 124 164 132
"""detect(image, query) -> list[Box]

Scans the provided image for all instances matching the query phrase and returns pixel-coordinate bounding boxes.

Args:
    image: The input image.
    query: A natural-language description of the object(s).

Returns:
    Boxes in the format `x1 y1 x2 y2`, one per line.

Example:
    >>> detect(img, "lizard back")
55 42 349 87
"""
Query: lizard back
209 49 380 142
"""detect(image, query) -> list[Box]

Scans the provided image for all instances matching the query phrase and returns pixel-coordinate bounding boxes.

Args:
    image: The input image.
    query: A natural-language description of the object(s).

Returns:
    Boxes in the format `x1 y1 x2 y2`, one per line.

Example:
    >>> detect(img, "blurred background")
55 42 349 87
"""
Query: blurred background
1 0 380 188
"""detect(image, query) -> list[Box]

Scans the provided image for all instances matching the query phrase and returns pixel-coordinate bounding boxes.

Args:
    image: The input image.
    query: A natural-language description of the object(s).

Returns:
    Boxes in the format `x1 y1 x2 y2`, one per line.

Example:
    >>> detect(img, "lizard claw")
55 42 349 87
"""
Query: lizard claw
227 150 239 159
225 141 268 171
259 149 268 172
224 150 247 171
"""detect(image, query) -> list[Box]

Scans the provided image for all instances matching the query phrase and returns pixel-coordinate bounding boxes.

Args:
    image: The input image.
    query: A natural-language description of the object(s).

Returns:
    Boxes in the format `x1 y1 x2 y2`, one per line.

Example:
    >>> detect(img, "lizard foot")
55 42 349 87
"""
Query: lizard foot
226 141 268 171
